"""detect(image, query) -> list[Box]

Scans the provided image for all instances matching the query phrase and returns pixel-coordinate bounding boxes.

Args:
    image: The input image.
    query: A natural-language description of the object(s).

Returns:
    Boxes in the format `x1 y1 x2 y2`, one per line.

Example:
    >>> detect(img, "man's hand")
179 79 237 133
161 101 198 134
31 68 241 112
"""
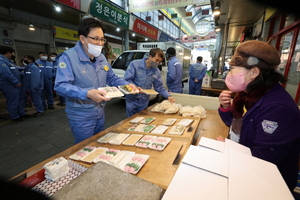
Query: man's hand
195 79 199 82
15 83 21 87
219 90 232 109
168 96 176 104
87 89 111 103
128 84 139 93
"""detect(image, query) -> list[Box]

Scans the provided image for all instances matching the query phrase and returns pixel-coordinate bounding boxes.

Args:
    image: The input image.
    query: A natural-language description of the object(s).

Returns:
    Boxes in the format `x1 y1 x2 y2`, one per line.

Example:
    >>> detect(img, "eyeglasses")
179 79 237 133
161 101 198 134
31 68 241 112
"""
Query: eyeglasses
86 36 106 43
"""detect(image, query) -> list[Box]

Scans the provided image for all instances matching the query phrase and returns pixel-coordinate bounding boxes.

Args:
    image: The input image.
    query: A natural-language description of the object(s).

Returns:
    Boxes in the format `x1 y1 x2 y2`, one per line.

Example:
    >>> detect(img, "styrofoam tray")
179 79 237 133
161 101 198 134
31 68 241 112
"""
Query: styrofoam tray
162 118 177 126
118 85 139 94
151 125 169 134
168 125 186 135
80 147 108 163
140 117 156 124
93 149 120 163
109 133 130 145
135 135 157 148
69 146 97 161
97 132 118 143
177 119 194 126
149 137 171 151
130 117 145 123
123 154 150 174
122 134 143 146
98 87 124 98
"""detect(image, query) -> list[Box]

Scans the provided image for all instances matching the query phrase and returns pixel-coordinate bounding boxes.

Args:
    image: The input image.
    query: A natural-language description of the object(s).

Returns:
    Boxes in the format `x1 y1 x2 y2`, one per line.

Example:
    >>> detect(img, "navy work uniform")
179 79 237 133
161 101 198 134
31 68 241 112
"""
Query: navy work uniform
0 55 26 119
23 62 44 113
54 41 129 144
189 62 207 95
124 57 170 117
36 59 54 108
167 56 183 93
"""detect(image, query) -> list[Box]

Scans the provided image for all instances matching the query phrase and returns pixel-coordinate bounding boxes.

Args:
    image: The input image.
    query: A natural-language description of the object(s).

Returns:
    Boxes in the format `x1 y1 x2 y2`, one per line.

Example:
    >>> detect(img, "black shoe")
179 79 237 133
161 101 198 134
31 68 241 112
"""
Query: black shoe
61 103 65 106
0 117 7 122
32 112 43 117
48 105 55 109
44 107 48 110
22 114 32 118
56 102 62 106
11 117 23 122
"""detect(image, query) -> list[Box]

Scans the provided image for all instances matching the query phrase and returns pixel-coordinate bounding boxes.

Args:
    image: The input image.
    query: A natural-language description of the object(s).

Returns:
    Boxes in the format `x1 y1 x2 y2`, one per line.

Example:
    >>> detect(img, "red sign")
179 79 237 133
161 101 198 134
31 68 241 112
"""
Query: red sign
185 12 192 17
132 18 158 40
158 15 164 20
55 0 80 10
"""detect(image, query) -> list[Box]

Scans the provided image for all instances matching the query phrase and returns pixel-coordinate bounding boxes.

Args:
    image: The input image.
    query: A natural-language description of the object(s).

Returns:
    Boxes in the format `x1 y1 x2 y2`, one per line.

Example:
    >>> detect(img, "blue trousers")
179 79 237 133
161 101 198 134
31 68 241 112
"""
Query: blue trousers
126 95 149 117
69 115 105 144
1 87 26 119
189 79 203 95
41 80 54 107
30 90 44 113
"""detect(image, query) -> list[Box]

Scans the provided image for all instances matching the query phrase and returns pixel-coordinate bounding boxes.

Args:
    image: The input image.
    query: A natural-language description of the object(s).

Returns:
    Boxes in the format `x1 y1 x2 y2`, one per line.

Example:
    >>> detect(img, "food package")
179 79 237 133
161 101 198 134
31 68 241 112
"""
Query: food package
164 104 179 114
123 154 150 174
151 103 162 112
43 157 69 182
191 105 207 118
179 105 193 115
159 100 172 110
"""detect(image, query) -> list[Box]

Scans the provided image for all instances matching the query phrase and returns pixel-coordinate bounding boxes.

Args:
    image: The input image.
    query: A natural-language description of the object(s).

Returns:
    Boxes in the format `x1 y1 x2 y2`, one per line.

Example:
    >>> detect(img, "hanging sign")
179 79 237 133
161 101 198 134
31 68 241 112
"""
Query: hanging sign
89 0 129 29
132 18 158 40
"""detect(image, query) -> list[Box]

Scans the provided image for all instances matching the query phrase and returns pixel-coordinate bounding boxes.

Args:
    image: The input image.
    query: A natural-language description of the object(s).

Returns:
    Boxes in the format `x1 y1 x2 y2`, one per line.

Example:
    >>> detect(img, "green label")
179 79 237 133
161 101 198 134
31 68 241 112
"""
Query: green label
90 0 129 29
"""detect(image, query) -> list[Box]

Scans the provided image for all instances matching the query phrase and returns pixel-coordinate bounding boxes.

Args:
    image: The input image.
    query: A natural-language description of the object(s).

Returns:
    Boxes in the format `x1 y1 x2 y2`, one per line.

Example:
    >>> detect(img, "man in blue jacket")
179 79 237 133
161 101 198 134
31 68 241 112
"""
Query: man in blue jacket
124 48 176 117
36 51 55 110
189 56 207 95
54 17 137 144
0 46 29 121
166 47 183 93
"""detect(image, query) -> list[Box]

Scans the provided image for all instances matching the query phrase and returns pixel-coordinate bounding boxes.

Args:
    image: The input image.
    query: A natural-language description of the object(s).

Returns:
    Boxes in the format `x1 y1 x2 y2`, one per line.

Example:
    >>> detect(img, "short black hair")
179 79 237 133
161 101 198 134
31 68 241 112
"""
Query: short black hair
149 48 164 60
78 17 106 37
38 50 47 55
0 45 15 55
197 56 203 62
50 52 57 56
166 47 176 57
26 55 36 62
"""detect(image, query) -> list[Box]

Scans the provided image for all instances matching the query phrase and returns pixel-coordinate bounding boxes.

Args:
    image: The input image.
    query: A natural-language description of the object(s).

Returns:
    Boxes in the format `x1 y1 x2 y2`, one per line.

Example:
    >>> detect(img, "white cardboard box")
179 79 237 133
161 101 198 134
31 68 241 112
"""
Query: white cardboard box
162 137 293 200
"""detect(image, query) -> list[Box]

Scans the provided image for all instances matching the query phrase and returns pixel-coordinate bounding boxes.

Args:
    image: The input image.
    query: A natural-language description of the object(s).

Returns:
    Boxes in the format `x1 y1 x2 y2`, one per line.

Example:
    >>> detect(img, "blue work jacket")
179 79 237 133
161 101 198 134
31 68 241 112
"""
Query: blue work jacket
189 62 207 81
167 56 183 92
0 55 20 89
23 62 43 92
36 59 54 82
124 57 170 100
54 41 128 120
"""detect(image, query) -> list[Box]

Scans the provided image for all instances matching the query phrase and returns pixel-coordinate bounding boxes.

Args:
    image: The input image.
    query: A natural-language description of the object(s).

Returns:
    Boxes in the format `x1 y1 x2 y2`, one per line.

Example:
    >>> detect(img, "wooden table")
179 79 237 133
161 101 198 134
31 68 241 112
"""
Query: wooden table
11 104 229 190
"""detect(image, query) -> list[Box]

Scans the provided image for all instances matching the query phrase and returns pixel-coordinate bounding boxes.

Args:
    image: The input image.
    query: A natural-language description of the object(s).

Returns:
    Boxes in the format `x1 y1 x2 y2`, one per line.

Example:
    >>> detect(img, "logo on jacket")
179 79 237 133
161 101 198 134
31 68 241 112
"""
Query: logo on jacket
104 66 109 71
59 62 67 68
261 120 278 134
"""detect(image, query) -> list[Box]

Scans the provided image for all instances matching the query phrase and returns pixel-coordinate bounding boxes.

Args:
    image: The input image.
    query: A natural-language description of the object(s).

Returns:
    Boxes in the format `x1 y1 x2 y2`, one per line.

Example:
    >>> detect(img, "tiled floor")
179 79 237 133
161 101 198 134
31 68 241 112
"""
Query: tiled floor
0 93 128 180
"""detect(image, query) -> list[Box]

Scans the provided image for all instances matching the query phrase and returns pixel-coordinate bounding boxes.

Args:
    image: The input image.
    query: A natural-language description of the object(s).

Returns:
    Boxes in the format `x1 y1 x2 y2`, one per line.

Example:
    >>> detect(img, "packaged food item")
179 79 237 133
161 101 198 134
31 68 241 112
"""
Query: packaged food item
177 119 194 126
149 137 171 151
98 87 124 98
140 117 156 124
130 117 144 123
122 134 143 146
162 118 177 125
69 146 97 161
128 124 156 133
151 125 169 134
123 154 150 174
118 85 139 94
80 147 108 163
108 151 135 168
142 125 156 133
97 132 118 143
43 157 69 181
135 135 157 148
168 125 186 135
93 149 120 163
108 133 130 145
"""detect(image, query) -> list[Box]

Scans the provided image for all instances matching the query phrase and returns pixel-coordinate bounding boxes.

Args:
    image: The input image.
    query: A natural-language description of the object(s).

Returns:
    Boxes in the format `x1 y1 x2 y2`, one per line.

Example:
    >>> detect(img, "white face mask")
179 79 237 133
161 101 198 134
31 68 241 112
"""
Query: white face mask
41 56 48 61
84 38 103 57
50 57 56 61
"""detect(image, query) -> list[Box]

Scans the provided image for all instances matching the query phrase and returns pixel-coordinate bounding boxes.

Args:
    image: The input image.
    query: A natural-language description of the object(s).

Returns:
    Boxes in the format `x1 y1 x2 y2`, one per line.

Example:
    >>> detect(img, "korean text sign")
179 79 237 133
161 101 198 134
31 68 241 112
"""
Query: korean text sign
132 18 158 40
90 0 129 29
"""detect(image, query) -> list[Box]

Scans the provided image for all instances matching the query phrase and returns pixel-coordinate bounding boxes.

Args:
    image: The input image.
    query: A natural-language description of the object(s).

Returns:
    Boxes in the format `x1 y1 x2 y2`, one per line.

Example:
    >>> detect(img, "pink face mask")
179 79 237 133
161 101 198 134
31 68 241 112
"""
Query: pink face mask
225 72 250 92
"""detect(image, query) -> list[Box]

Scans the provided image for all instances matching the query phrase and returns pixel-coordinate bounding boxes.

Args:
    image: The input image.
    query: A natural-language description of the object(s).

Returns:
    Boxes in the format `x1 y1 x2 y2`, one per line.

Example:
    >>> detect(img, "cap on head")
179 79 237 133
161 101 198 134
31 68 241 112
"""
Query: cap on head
229 40 280 69
166 47 176 57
